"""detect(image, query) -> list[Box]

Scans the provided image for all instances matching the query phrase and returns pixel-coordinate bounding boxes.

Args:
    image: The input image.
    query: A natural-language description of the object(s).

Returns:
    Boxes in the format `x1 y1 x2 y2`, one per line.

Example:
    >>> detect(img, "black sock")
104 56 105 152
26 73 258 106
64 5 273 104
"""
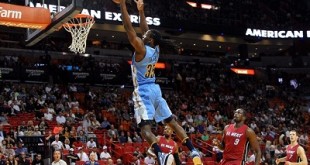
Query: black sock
152 143 162 157
184 138 195 151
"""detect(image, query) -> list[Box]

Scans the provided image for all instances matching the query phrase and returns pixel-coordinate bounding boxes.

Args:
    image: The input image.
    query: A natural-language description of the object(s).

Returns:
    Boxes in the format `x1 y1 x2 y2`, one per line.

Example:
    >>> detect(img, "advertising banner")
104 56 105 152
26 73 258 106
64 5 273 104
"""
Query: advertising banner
0 2 51 29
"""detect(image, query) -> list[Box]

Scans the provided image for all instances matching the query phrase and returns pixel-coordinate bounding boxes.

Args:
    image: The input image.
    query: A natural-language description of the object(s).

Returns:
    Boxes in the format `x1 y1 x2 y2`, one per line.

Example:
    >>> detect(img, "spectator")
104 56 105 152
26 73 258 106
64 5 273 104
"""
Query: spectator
63 126 71 139
51 135 64 151
200 131 210 142
74 108 84 121
39 117 49 132
33 126 42 136
77 131 87 144
66 110 76 124
262 153 273 165
214 111 222 122
95 112 104 124
212 145 223 162
85 152 99 165
0 151 5 164
52 150 67 165
144 153 156 165
0 112 8 125
71 127 77 137
56 111 66 125
131 152 141 165
88 115 100 130
31 154 44 165
68 131 77 146
0 125 7 142
250 121 258 131
298 132 309 148
99 146 111 160
5 144 15 156
15 142 28 156
246 152 255 165
132 131 142 143
118 131 127 144
1 139 8 152
278 131 287 147
274 145 284 158
107 158 114 165
47 104 56 115
24 126 34 136
7 154 18 165
77 147 89 162
18 152 31 165
126 132 133 143
107 125 118 142
64 138 71 150
195 122 205 134
66 148 79 165
55 100 65 113
108 124 119 141
187 123 196 134
7 134 16 146
86 138 97 149
44 110 53 121
185 112 194 123
86 127 96 139
100 117 111 129
45 131 54 142
10 100 21 115
19 121 27 132
116 158 123 165
133 147 144 160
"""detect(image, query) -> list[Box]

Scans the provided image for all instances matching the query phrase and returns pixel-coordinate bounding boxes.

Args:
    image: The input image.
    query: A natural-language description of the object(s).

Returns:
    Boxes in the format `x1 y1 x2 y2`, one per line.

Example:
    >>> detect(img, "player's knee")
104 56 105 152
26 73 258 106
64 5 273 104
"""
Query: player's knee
163 115 174 124
139 119 153 128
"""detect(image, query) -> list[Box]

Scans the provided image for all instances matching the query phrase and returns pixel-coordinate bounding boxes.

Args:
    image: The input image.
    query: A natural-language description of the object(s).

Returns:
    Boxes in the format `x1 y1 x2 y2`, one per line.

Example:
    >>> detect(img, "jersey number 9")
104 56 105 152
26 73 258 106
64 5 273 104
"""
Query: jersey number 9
234 139 240 145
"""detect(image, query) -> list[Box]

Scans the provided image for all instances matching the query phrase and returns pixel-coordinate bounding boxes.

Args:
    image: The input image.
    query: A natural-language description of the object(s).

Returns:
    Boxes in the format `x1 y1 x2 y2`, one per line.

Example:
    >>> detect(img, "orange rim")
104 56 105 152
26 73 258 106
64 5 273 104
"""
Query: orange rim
63 14 94 28
73 14 94 19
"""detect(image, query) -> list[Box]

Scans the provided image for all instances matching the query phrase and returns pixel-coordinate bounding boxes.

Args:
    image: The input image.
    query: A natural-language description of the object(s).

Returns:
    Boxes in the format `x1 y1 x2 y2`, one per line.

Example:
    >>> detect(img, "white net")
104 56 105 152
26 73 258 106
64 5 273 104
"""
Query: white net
63 15 95 54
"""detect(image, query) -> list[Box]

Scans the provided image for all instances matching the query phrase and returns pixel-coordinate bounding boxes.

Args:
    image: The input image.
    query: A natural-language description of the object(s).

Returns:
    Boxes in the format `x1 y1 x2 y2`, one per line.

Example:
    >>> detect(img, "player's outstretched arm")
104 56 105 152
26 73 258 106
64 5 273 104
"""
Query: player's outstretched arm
134 0 149 34
119 0 145 56
246 128 261 165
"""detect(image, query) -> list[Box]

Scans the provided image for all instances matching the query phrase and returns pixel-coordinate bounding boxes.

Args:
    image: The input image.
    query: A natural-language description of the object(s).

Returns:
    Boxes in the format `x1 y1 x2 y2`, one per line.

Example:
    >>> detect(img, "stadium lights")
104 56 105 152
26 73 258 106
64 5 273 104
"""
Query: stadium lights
186 1 219 10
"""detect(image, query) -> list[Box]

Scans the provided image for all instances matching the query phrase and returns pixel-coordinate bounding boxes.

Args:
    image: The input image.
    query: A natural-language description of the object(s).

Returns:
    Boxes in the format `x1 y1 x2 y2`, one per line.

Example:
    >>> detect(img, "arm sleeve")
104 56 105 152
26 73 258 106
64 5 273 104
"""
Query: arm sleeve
173 153 182 165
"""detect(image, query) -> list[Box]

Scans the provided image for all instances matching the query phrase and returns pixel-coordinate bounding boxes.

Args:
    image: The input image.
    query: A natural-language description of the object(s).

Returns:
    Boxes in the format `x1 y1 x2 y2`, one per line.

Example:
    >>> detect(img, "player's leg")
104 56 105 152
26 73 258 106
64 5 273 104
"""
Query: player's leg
133 86 172 165
153 85 203 165
165 117 203 165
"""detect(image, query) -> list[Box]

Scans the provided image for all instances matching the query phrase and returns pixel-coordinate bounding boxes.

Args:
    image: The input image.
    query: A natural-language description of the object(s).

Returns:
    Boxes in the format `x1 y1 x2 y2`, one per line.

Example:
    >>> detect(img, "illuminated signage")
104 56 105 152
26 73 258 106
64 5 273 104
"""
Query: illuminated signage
127 61 166 69
186 1 219 10
231 68 255 75
245 28 310 39
29 2 161 26
0 3 51 29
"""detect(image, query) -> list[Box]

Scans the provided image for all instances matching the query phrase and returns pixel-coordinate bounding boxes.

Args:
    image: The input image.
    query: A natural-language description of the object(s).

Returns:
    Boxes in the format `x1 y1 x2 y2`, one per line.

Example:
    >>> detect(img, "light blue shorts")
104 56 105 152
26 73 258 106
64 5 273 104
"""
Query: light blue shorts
132 83 172 124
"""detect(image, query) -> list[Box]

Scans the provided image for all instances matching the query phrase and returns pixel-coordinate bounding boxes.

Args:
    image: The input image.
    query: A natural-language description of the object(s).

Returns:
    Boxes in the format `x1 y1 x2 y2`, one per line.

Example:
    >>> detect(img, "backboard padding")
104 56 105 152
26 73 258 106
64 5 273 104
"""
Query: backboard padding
25 0 84 46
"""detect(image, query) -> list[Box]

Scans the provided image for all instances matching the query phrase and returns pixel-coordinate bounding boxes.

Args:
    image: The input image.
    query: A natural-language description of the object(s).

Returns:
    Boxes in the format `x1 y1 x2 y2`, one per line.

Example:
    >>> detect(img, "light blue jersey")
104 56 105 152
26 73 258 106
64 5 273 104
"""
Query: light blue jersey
131 45 172 124
131 45 159 86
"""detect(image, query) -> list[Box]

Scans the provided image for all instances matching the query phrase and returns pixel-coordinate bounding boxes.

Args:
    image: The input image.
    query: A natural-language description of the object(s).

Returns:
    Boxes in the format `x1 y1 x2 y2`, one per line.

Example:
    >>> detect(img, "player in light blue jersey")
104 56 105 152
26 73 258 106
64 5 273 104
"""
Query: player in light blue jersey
117 0 203 164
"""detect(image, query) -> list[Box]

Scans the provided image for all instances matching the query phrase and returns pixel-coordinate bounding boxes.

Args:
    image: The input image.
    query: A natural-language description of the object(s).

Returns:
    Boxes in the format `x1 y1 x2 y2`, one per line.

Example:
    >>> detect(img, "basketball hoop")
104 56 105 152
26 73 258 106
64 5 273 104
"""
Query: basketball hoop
63 14 95 54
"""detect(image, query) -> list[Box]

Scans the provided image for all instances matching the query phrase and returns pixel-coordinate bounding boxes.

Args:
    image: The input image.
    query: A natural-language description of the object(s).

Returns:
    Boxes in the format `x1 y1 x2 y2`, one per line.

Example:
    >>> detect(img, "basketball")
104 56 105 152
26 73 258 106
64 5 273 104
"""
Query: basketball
112 0 121 4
